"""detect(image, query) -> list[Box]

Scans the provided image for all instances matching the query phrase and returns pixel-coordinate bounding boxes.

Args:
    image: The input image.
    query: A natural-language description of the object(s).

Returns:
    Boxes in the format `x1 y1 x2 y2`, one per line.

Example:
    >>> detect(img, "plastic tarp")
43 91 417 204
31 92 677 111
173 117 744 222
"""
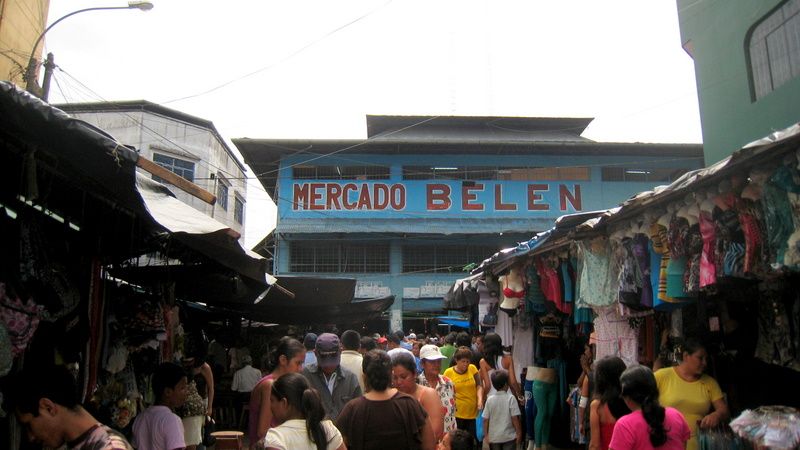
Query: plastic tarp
0 81 272 286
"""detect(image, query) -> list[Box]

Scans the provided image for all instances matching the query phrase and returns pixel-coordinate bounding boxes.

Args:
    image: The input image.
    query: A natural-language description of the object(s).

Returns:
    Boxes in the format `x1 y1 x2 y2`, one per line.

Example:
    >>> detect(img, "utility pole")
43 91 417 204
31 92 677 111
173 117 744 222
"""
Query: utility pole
41 53 55 101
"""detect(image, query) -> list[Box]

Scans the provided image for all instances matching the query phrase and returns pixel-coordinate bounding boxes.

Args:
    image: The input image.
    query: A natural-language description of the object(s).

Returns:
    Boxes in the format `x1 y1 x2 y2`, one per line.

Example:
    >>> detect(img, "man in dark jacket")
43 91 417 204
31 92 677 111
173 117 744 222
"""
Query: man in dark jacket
302 332 362 420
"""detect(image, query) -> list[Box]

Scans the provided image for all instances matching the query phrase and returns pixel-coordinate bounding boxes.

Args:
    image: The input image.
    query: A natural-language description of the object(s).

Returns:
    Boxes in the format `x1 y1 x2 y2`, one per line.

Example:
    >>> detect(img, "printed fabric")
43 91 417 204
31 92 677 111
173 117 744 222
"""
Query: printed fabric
593 307 639 367
699 211 717 288
617 237 644 310
577 240 617 307
68 424 133 450
763 165 800 266
0 282 43 356
178 380 206 418
417 373 457 433
684 223 703 294
736 197 767 275
755 279 800 370
632 234 653 308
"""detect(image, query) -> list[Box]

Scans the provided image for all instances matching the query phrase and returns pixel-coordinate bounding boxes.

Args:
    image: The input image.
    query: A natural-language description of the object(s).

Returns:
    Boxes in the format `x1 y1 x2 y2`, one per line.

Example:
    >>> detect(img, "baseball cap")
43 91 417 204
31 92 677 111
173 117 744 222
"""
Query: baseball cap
420 344 447 361
377 336 388 344
407 333 417 340
315 333 341 368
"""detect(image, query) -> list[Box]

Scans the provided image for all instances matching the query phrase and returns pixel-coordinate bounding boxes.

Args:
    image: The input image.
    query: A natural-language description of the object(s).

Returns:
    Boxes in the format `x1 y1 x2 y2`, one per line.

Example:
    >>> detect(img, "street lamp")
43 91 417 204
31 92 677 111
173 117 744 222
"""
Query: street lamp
24 1 154 99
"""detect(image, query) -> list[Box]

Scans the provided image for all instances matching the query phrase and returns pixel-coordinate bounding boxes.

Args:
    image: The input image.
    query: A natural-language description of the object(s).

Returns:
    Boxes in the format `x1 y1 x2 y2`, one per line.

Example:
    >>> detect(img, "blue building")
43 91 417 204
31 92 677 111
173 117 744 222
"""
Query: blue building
235 116 703 331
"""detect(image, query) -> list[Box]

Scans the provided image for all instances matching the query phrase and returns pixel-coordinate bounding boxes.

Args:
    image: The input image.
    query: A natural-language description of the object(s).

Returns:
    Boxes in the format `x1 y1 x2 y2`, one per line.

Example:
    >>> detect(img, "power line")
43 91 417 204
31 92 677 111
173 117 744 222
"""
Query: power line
161 0 393 105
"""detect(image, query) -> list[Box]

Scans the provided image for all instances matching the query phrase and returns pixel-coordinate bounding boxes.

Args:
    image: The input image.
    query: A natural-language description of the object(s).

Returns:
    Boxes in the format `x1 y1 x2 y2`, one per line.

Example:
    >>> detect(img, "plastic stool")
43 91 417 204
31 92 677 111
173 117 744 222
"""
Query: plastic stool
210 431 244 450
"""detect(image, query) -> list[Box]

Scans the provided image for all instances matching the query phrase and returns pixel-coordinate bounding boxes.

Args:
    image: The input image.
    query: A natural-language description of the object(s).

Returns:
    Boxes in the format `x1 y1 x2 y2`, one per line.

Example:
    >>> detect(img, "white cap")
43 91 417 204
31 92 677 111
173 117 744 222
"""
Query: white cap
420 344 447 360
407 333 417 340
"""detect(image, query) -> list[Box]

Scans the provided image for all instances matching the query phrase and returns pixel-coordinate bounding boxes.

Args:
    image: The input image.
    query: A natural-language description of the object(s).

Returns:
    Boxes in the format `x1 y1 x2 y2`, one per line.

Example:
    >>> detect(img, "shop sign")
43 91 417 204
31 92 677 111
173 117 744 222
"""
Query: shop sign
289 181 582 215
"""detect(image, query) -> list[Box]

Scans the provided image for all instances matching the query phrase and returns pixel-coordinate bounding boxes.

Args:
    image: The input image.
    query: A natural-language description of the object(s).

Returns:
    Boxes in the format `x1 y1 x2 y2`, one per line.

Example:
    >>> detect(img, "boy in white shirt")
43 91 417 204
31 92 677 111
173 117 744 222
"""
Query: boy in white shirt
133 362 188 450
482 369 522 450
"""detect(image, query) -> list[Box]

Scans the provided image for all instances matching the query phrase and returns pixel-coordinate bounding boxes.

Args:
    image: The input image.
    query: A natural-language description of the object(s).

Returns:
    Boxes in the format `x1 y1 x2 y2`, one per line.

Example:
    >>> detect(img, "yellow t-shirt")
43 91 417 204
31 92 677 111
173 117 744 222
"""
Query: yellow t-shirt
444 364 480 419
655 367 724 450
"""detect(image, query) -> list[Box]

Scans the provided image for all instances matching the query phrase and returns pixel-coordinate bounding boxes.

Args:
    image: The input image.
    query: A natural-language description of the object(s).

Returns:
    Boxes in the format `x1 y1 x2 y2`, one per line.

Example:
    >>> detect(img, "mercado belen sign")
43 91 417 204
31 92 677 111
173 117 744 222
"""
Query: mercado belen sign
291 181 582 212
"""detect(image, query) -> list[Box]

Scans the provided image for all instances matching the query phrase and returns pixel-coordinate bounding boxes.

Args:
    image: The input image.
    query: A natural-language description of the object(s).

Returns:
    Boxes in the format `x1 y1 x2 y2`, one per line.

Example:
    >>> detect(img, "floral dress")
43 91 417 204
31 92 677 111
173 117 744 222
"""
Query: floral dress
418 373 457 433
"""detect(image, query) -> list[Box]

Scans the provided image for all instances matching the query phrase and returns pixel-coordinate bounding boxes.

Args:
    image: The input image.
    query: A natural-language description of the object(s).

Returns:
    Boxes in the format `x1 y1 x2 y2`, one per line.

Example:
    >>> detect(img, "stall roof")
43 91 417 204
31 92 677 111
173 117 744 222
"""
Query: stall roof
0 82 271 286
471 121 800 272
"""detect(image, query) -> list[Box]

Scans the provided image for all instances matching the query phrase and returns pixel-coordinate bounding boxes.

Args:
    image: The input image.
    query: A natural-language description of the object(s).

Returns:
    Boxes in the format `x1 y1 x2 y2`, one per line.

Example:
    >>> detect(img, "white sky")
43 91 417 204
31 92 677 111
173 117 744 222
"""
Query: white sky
42 0 702 248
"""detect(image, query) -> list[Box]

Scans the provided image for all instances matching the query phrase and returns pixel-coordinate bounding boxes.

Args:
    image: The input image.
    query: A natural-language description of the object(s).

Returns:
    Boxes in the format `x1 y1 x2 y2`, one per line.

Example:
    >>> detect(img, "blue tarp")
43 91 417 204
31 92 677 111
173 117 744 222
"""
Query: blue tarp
436 316 470 328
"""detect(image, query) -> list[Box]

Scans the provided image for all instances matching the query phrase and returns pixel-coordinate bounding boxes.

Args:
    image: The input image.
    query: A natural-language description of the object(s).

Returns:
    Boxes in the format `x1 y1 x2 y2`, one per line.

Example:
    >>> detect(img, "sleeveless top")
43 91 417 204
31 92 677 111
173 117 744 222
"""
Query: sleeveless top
486 356 505 397
248 373 276 445
599 403 616 450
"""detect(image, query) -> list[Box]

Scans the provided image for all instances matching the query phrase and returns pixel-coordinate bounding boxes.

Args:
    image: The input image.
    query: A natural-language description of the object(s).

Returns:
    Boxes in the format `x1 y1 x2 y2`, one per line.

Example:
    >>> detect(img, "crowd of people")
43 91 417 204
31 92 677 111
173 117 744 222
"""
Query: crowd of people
6 330 731 450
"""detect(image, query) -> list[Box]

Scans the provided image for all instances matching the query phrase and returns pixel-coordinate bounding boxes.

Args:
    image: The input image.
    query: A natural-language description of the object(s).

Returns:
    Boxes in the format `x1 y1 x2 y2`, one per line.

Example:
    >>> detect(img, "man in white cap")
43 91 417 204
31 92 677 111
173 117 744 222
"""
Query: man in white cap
417 344 458 434
302 333 362 420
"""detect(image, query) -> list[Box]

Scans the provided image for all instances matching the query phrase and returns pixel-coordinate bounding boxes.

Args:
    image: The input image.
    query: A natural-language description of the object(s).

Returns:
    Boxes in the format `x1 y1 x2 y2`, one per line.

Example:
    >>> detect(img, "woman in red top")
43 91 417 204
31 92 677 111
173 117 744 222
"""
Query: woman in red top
589 357 630 450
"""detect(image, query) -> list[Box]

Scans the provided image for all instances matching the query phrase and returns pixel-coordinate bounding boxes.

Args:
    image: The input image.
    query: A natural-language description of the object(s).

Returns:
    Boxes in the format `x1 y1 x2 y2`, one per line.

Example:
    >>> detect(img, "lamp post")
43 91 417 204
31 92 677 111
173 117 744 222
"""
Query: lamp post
24 1 154 99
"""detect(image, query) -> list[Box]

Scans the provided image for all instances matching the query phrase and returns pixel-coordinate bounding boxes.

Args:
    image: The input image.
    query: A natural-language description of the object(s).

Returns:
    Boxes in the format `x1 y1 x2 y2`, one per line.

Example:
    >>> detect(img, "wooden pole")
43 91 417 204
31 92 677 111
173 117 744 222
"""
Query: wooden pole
137 156 216 205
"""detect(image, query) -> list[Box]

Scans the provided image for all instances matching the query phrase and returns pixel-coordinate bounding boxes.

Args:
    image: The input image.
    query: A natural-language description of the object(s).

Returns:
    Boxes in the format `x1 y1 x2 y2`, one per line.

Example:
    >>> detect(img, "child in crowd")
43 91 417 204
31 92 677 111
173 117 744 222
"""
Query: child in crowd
482 369 522 450
133 362 189 450
438 429 476 450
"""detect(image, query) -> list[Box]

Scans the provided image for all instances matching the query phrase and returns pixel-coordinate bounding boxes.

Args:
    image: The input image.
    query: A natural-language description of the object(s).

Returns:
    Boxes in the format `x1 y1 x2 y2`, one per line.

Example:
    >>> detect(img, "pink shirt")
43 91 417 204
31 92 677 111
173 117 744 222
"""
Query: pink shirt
132 405 185 450
609 407 690 450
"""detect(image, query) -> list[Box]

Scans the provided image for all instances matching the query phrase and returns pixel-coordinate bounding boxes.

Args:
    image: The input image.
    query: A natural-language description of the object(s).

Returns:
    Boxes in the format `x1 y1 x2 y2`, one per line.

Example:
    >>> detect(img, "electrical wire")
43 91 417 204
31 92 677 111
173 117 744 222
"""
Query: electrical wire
161 0 393 105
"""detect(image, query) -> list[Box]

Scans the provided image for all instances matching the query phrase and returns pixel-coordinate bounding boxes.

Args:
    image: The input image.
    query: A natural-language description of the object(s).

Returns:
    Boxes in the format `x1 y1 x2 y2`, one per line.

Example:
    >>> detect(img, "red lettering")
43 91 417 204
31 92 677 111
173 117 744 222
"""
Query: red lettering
309 183 324 210
560 184 582 211
462 184 484 211
293 184 310 210
427 184 451 210
391 185 406 210
494 184 517 211
357 183 372 209
373 184 389 210
326 184 342 210
342 183 357 210
527 184 549 211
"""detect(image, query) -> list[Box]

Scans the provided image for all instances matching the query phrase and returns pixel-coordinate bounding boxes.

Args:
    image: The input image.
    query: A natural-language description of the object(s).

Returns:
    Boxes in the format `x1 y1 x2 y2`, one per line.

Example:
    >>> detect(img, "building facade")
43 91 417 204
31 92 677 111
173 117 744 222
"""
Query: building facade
59 101 248 238
0 0 49 87
236 116 704 330
677 0 800 165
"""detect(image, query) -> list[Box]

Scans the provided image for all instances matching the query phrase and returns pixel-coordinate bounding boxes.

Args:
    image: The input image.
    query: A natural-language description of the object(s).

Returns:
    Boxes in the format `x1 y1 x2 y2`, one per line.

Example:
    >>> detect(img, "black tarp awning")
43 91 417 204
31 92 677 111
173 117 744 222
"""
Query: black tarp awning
0 81 271 286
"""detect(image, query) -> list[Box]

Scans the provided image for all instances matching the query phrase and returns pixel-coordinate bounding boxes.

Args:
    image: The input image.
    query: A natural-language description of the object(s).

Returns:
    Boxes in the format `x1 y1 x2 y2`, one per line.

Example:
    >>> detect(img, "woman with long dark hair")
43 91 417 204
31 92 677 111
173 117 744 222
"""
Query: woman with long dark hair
478 333 521 403
609 365 690 450
264 372 345 450
249 336 306 448
589 357 630 450
337 350 435 450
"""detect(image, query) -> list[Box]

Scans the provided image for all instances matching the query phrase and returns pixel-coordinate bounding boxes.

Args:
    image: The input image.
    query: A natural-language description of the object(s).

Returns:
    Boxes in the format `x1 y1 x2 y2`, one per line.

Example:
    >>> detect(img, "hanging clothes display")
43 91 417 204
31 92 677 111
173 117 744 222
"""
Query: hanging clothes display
593 306 639 367
576 240 617 307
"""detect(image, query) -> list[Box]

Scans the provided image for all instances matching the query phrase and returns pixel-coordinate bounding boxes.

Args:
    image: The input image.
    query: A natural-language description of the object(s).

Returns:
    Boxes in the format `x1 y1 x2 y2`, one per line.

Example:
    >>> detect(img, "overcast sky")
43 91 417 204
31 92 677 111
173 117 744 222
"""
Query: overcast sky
42 0 702 248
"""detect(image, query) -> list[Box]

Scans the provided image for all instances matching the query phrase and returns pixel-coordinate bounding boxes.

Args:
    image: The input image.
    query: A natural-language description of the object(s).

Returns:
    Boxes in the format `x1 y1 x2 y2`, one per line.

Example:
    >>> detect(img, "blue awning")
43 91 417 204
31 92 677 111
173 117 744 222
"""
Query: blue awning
436 316 470 328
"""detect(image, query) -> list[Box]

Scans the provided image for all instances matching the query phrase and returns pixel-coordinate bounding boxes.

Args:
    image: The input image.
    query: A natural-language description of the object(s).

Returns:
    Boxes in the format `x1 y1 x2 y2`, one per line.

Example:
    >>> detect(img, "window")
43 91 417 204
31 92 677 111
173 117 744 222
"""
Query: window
234 195 245 225
601 167 689 182
748 0 800 100
402 244 498 274
292 165 390 180
289 241 390 273
403 166 589 181
217 179 229 211
152 153 195 183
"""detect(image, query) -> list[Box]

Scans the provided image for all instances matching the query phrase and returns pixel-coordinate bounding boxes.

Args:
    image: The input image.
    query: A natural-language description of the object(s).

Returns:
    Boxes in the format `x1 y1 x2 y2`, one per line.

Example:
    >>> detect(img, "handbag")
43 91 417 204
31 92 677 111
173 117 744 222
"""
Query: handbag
202 416 216 447
482 303 498 326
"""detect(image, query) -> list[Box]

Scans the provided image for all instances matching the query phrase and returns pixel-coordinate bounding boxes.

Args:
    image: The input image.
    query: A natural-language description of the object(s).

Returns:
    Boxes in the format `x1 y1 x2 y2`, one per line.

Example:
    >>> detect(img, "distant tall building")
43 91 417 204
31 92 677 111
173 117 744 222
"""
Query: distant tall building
59 101 248 239
235 115 704 330
0 0 50 87
677 0 800 164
